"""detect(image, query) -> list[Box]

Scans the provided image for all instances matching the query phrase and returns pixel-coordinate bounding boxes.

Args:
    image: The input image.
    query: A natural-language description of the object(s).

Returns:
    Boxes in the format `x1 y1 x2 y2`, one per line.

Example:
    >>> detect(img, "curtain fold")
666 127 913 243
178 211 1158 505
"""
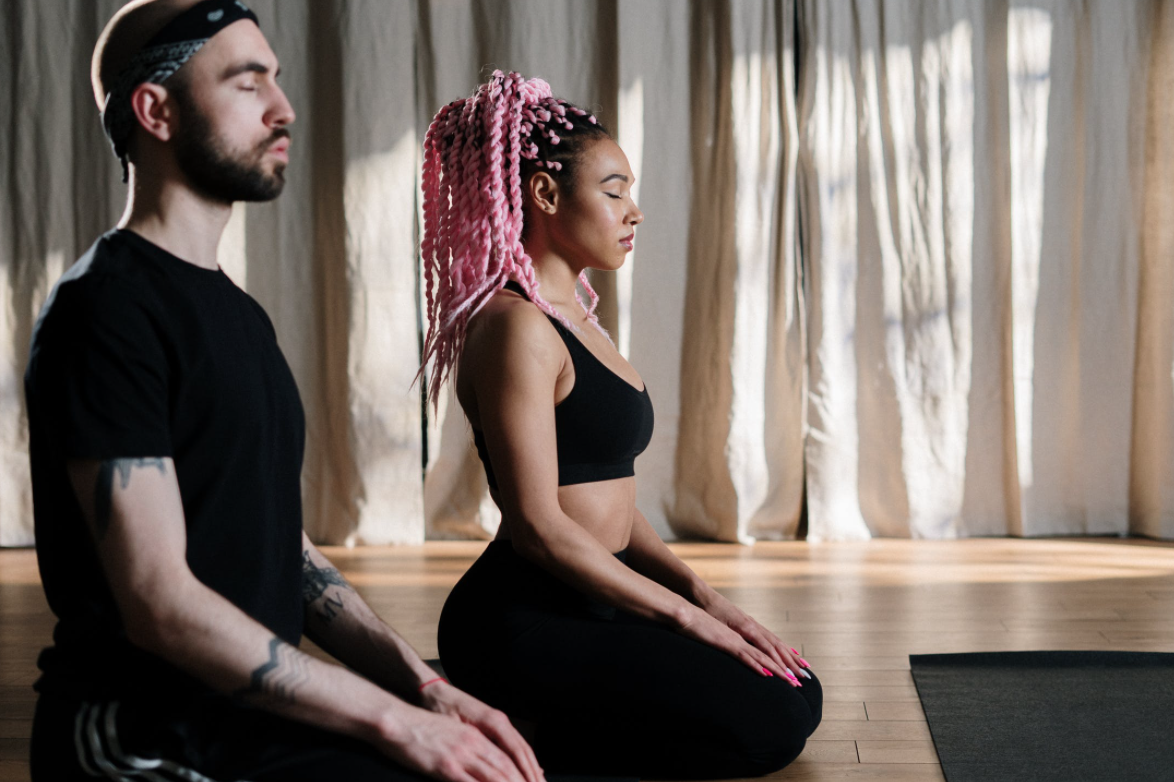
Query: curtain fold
669 0 806 543
226 0 425 544
1129 0 1174 539
799 0 1174 539
1 1 125 546
2 0 1172 546
415 0 626 541
799 0 981 540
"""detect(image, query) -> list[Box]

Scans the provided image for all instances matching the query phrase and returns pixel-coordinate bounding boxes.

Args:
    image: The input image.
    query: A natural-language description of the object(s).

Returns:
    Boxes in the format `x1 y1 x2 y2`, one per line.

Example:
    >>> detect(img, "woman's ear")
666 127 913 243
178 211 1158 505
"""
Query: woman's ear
528 171 560 216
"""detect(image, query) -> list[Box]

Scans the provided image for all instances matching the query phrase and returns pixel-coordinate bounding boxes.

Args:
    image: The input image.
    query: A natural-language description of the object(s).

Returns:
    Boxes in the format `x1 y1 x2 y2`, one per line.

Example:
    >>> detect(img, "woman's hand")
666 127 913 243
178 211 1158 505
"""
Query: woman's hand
700 592 809 681
418 681 544 782
675 604 807 686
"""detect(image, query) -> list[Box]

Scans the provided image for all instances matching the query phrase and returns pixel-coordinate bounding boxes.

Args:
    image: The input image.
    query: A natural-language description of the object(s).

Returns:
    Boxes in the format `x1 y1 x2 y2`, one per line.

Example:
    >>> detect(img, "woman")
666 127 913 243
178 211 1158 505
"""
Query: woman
421 71 821 778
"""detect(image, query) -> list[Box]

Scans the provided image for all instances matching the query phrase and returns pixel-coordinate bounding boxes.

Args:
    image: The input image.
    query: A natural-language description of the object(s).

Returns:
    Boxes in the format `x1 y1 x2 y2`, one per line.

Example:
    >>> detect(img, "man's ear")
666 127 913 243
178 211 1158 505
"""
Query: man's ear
528 171 561 216
128 82 178 143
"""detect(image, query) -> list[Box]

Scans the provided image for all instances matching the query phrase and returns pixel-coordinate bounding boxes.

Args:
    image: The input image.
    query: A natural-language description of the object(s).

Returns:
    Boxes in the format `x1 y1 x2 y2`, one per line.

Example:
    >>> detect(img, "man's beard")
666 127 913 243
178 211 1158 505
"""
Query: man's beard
173 91 287 204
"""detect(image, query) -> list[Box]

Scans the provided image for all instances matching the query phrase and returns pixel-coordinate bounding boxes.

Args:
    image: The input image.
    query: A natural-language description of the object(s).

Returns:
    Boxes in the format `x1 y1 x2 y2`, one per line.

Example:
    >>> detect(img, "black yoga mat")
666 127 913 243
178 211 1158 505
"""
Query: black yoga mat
910 651 1174 782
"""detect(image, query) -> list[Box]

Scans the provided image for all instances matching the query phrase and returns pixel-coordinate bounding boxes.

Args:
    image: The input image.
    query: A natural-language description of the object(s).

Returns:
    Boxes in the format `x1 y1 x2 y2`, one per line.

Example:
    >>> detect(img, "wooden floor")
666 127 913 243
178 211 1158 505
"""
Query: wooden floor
2 537 1173 781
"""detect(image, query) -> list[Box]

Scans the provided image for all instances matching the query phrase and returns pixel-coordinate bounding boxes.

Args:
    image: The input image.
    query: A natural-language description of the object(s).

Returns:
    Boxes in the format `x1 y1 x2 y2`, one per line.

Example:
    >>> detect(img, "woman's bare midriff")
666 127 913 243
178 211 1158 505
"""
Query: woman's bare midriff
491 477 635 554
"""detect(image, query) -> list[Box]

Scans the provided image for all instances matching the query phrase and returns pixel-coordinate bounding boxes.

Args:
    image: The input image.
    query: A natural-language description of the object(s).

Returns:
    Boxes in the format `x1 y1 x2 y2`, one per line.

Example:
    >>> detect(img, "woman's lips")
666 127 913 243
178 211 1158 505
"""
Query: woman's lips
620 234 635 251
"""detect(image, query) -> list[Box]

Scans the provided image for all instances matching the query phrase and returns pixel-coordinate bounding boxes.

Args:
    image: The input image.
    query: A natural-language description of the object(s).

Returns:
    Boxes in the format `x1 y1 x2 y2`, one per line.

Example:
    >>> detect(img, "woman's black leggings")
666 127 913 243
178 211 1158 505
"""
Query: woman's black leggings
438 542 822 779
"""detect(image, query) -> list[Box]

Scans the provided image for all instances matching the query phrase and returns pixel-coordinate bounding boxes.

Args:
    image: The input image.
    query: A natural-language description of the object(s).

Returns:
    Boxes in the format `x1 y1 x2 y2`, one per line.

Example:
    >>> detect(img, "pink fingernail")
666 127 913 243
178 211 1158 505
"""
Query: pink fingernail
790 648 800 655
762 667 774 677
800 658 810 667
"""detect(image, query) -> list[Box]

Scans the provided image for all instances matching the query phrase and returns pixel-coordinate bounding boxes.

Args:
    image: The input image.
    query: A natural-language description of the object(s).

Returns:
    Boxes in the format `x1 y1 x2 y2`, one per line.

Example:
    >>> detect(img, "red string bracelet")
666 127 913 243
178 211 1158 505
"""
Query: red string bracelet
418 676 448 691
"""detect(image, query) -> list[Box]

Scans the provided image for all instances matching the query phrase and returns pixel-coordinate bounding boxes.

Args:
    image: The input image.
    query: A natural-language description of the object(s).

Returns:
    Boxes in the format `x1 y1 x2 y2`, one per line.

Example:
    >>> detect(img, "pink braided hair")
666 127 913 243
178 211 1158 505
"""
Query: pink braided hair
418 70 609 407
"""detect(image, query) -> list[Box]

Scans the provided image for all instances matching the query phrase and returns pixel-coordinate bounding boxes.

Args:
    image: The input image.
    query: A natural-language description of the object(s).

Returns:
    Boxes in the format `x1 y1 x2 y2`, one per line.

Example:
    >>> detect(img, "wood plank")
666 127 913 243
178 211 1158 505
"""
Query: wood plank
796 630 1108 645
821 702 868 721
813 670 913 687
0 677 33 690
822 685 920 703
797 741 858 763
0 761 30 782
1002 619 1174 632
0 742 28 763
1115 606 1174 619
0 690 35 705
856 741 940 764
1098 629 1174 643
784 619 1008 633
2 537 1172 782
767 762 946 780
863 701 926 721
802 636 1114 657
0 723 30 741
0 706 31 723
811 720 932 742
803 657 909 671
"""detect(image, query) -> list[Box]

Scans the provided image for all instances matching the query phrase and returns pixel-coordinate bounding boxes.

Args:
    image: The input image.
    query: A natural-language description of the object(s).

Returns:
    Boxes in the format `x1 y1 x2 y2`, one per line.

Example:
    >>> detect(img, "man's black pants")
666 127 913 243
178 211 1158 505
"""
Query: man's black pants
31 692 427 781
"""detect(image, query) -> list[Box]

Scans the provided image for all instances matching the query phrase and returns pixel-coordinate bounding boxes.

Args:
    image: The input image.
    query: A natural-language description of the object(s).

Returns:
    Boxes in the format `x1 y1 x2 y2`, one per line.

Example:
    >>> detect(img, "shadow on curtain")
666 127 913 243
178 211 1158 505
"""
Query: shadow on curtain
1 0 1171 546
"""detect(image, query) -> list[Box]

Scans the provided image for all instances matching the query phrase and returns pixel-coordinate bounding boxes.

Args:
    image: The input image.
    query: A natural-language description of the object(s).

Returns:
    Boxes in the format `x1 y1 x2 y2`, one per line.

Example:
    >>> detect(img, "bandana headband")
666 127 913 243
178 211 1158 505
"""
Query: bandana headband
101 0 259 182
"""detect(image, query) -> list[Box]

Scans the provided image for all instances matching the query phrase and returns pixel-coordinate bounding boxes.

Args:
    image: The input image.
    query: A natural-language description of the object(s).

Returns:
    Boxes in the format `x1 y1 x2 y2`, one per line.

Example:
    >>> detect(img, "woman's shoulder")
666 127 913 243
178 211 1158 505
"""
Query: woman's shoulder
470 288 555 339
464 288 565 368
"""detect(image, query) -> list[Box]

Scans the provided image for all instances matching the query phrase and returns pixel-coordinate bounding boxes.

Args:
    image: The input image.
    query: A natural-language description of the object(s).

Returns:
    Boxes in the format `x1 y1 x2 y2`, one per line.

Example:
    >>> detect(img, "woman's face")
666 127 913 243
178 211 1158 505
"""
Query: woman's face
546 137 644 272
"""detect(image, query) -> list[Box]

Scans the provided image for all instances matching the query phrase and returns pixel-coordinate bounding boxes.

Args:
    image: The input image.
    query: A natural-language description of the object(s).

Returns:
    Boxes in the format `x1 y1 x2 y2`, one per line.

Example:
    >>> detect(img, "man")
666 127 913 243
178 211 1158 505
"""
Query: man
24 2 543 780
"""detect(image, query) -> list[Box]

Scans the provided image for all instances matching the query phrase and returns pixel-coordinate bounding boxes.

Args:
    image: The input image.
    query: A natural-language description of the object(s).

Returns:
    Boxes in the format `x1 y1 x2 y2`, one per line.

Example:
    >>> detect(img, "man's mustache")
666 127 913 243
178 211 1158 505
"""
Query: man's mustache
258 128 291 152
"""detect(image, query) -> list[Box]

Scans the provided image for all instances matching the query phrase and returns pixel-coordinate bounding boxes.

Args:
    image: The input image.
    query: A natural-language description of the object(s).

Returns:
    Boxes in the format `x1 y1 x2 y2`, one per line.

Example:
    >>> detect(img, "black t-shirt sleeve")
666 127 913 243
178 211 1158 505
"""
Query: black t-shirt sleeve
35 277 172 459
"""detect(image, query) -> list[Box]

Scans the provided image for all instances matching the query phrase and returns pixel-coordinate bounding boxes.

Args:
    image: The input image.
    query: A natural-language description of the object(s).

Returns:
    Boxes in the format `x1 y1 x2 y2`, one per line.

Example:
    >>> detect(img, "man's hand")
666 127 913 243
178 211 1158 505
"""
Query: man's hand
378 701 542 782
297 538 544 781
419 682 544 782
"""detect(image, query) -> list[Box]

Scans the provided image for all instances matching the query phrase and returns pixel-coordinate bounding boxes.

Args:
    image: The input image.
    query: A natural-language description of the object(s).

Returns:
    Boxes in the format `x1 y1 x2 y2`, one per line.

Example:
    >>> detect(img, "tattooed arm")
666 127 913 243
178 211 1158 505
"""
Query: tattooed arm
299 538 439 699
65 457 538 782
298 539 544 781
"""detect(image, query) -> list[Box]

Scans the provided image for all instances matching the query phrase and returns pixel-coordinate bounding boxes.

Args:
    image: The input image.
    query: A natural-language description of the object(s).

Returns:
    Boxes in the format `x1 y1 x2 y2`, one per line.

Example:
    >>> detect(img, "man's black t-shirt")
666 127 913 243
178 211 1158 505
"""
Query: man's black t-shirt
25 229 306 701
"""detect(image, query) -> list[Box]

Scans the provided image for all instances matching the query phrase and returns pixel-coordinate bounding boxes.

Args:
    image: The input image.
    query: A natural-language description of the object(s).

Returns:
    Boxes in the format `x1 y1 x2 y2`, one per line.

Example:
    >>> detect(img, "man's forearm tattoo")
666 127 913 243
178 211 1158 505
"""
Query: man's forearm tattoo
93 457 166 539
301 552 355 625
235 636 310 706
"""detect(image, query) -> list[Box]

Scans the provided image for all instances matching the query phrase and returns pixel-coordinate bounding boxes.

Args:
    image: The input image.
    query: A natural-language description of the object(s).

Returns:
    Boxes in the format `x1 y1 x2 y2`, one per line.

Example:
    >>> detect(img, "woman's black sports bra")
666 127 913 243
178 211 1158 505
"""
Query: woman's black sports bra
472 281 655 490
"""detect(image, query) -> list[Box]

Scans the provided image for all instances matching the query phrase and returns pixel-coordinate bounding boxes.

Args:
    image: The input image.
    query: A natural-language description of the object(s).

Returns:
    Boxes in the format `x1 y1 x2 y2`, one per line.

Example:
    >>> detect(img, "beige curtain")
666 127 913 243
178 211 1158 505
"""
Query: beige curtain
419 0 704 541
1 0 425 546
3 1 1173 547
419 0 624 540
800 0 1174 540
668 0 806 543
2 0 126 546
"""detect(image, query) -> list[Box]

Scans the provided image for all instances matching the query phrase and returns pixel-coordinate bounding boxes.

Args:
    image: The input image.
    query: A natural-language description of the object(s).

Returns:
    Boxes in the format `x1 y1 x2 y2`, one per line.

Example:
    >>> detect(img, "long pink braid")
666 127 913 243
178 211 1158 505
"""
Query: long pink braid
419 70 607 408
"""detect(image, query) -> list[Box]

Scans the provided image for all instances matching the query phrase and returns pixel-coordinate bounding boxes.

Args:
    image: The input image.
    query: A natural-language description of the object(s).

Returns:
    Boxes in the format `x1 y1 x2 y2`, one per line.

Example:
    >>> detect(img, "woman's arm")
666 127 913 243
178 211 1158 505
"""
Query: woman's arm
627 510 810 679
626 508 715 604
465 305 796 683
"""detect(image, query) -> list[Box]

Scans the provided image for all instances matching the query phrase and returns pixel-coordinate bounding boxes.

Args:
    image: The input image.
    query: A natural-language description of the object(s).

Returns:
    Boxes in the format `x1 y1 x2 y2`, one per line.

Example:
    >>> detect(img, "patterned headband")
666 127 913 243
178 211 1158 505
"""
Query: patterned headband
100 0 259 182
